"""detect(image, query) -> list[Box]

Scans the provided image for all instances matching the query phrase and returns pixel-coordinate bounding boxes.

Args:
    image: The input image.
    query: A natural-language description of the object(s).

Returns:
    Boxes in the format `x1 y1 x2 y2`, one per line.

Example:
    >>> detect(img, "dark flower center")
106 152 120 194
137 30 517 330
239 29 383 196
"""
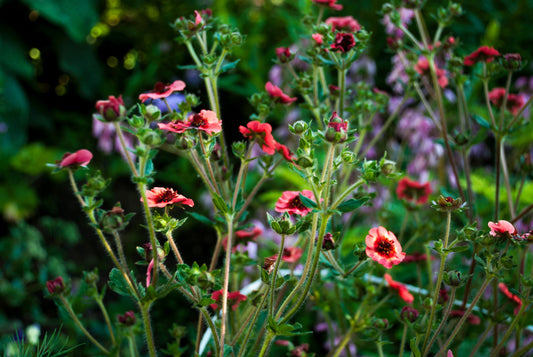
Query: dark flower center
190 114 207 127
156 189 176 203
289 196 307 210
154 82 167 93
376 238 394 257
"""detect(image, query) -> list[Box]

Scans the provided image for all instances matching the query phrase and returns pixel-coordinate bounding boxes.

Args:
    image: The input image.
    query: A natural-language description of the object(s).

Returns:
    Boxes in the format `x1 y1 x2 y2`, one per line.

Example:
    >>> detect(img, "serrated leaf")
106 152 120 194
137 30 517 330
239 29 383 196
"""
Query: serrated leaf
108 268 134 297
336 197 369 213
199 297 216 307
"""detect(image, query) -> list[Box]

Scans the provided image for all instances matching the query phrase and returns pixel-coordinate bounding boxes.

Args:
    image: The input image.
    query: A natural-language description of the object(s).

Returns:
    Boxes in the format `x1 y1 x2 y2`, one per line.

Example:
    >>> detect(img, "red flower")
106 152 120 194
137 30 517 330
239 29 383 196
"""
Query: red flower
414 57 448 88
142 187 194 208
325 111 348 143
275 190 316 216
325 16 361 32
139 80 186 102
275 47 293 63
275 142 295 161
265 82 297 104
282 246 303 263
46 276 66 295
311 0 343 11
365 226 405 269
239 120 277 154
449 310 481 325
396 177 431 204
222 227 263 251
95 95 125 122
488 220 517 237
384 273 414 304
158 109 222 135
330 32 356 52
463 46 500 66
210 289 247 311
312 33 324 45
488 87 525 115
59 149 93 168
498 282 523 315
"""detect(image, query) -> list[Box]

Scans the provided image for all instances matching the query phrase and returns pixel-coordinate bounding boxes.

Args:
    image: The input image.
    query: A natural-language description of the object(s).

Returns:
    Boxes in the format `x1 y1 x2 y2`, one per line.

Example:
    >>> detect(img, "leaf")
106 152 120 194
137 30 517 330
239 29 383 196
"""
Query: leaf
211 192 230 214
188 212 215 226
108 268 134 297
471 114 491 129
410 338 421 357
299 193 317 209
198 297 216 307
336 197 369 213
218 59 240 74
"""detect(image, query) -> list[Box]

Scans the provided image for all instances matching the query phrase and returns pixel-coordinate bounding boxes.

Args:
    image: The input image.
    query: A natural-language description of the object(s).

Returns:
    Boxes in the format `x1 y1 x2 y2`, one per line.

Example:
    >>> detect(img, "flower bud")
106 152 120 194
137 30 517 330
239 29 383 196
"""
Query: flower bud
295 155 314 168
81 170 109 198
117 311 136 326
444 270 466 287
268 212 296 235
448 2 463 16
175 135 196 150
373 318 389 330
232 141 246 158
46 276 66 295
353 242 368 261
95 95 126 122
196 271 216 290
501 53 522 71
380 160 396 175
341 150 356 163
231 32 243 46
400 306 419 323
144 104 161 122
324 112 348 144
434 195 464 212
289 120 308 135
381 3 394 14
140 130 162 147
322 233 336 251
275 47 293 63
100 205 132 232
128 114 145 129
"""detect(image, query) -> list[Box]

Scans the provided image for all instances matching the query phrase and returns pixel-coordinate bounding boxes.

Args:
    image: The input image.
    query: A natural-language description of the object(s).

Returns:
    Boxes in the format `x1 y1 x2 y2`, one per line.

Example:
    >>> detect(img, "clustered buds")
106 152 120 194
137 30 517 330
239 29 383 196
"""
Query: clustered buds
324 112 348 143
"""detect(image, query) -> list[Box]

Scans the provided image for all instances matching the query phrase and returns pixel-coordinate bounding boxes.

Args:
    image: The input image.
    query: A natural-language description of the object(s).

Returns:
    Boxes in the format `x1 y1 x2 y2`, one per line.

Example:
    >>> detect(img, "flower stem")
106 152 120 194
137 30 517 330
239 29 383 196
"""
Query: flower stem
399 323 408 357
165 230 184 264
219 217 234 356
113 122 138 177
138 183 160 287
96 298 116 346
140 303 157 357
269 234 286 317
422 287 457 356
236 288 269 357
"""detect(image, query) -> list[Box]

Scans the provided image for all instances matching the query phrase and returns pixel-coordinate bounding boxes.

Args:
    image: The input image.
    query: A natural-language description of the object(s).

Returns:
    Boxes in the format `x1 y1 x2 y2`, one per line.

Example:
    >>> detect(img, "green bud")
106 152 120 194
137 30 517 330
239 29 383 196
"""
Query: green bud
231 32 243 46
144 105 161 122
141 130 162 147
448 2 463 16
268 212 296 235
295 155 314 168
203 54 217 66
232 141 246 158
175 135 196 150
443 270 466 287
84 269 99 285
380 159 396 175
381 3 394 14
186 94 199 107
341 150 356 163
128 114 145 129
289 120 308 135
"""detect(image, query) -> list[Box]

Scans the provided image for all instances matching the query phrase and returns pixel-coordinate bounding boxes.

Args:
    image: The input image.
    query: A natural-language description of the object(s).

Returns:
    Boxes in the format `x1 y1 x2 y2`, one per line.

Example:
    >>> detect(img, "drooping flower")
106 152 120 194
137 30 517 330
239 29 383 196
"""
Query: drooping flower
330 32 356 52
239 120 277 154
498 282 523 315
325 16 361 32
463 46 500 66
142 187 194 208
275 190 316 216
311 0 343 11
222 227 263 251
488 87 525 115
158 109 222 135
384 273 414 304
210 289 247 311
139 80 186 102
396 177 431 204
95 95 125 122
265 82 297 104
59 149 93 168
365 226 405 269
488 220 517 237
414 57 448 88
46 276 66 295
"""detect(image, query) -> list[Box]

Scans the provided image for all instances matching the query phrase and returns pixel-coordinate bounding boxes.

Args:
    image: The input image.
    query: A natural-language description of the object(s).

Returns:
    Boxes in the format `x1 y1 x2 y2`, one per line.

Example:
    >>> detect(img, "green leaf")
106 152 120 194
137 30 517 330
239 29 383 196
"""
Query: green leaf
471 114 491 129
198 297 216 307
218 59 240 74
410 337 421 357
212 192 229 214
188 212 215 226
336 197 369 213
299 193 317 209
108 268 135 298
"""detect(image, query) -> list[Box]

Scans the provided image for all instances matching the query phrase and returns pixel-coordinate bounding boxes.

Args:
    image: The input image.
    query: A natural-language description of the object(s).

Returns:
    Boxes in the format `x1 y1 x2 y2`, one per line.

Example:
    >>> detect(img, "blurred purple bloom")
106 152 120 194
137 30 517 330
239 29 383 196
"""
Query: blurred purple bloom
143 92 185 113
92 118 137 161
387 55 410 94
382 8 415 39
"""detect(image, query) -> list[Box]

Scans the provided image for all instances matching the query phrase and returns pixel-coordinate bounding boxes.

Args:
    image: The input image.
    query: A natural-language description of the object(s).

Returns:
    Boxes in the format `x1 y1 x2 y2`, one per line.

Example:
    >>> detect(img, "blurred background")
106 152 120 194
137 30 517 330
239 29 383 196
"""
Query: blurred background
2 0 533 353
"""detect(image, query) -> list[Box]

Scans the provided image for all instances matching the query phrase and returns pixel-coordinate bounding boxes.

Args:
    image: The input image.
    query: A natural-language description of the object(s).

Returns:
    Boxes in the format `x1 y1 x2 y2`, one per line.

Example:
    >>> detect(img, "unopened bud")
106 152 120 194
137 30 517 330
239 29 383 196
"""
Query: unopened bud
46 277 66 295
289 120 308 135
400 306 419 323
117 311 136 326
322 233 336 251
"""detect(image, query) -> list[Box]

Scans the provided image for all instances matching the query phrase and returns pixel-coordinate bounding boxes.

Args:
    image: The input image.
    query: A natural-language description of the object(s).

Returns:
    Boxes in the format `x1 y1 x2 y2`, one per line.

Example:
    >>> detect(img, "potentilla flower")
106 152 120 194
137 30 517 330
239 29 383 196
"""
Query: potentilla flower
59 149 93 168
311 0 343 11
384 273 414 304
282 246 303 263
95 95 125 122
275 190 316 216
265 82 297 104
275 47 293 63
158 109 222 135
275 142 295 161
463 46 500 66
414 57 448 88
330 32 356 52
498 282 523 315
488 220 517 237
46 276 66 295
139 80 186 102
325 16 361 32
365 226 405 269
222 227 263 251
239 120 277 154
142 187 194 208
396 177 431 204
210 289 247 311
312 33 324 45
325 111 348 143
488 87 525 115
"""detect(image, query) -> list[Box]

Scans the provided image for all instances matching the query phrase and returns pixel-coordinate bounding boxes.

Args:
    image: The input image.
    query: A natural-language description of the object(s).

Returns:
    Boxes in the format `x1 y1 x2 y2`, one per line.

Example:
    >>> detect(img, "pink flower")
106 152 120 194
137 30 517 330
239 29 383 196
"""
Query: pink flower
210 290 247 311
265 82 297 104
275 142 295 162
311 0 343 11
414 57 448 88
239 120 277 155
365 226 405 269
95 95 125 122
46 276 66 295
139 80 186 102
312 33 324 45
325 16 361 32
275 190 316 216
142 187 194 208
464 46 500 66
396 177 431 204
330 32 356 52
488 87 525 115
384 273 414 304
222 227 263 251
281 246 303 263
488 220 517 237
498 282 523 315
59 149 93 168
158 109 222 135
275 47 293 63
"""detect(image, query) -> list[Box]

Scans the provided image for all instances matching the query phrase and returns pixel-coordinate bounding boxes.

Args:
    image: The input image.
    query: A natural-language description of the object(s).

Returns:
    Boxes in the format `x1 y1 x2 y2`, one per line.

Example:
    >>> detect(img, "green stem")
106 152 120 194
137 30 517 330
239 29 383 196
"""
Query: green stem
140 303 157 357
201 307 221 357
422 287 457 356
219 217 234 356
59 296 109 354
399 323 408 357
166 230 184 264
96 298 116 346
138 183 160 287
499 138 515 217
328 324 355 357
199 133 221 196
128 329 140 357
257 330 275 357
236 289 269 357
113 122 138 177
469 321 496 357
269 234 286 317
